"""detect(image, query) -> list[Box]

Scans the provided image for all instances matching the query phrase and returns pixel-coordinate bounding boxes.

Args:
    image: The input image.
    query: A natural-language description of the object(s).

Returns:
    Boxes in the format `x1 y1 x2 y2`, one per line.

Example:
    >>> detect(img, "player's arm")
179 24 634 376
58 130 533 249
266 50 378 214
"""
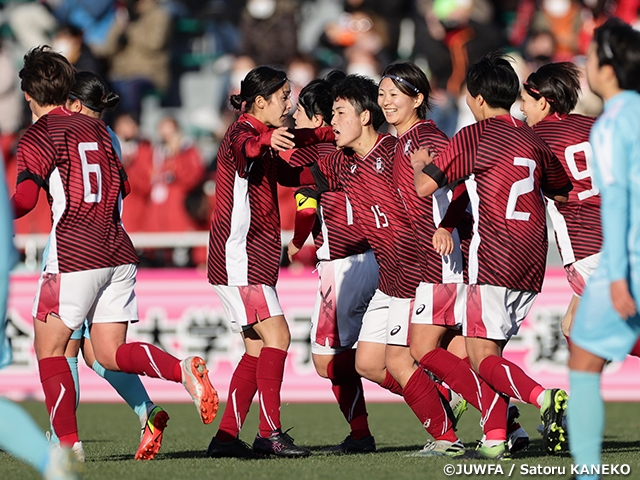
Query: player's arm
276 157 315 187
411 147 439 196
540 149 572 203
12 129 53 218
288 126 335 148
288 186 320 262
231 126 295 173
593 118 636 318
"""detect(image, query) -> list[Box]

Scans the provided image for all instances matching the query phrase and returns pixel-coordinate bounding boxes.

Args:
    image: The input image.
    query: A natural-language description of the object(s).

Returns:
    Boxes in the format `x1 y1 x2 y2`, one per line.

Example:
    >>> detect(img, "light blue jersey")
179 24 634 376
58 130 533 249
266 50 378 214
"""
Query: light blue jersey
0 154 18 369
572 90 640 360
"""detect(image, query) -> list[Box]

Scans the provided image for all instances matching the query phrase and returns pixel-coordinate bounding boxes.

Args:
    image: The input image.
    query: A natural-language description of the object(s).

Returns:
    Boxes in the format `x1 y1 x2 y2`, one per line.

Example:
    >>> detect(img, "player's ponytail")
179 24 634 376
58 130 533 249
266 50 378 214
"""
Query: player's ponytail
230 66 288 112
101 92 120 111
69 71 119 115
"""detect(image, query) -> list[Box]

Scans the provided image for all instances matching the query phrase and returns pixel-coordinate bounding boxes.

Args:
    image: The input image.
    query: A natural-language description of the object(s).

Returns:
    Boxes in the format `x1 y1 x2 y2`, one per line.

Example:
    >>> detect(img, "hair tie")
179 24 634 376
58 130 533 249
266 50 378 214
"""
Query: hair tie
381 75 420 94
523 82 553 103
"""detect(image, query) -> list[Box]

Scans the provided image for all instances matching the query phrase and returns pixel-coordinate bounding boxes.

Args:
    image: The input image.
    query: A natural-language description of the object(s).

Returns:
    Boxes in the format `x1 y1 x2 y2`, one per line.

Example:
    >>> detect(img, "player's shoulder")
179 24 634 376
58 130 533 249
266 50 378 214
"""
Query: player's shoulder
377 133 397 153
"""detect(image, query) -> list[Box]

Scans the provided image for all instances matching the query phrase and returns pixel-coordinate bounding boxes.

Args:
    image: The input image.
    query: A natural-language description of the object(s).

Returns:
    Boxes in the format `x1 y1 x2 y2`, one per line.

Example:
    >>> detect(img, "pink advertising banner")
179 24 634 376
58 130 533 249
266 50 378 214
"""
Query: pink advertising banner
2 267 639 403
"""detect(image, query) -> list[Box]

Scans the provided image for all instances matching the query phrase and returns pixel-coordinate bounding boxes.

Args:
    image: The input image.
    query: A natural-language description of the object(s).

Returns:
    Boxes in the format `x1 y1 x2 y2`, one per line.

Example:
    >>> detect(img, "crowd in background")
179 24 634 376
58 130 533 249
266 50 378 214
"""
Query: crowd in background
1 0 638 268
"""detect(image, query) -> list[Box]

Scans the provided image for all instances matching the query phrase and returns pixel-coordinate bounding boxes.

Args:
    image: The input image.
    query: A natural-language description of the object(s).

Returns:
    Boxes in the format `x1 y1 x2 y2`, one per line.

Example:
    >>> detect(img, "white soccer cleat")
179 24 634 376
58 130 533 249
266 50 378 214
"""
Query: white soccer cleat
44 446 82 480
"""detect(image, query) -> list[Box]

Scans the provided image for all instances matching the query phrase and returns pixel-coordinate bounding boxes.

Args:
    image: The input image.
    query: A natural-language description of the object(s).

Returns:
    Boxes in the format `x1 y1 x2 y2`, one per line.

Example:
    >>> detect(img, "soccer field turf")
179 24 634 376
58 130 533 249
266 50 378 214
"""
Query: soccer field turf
3 401 640 480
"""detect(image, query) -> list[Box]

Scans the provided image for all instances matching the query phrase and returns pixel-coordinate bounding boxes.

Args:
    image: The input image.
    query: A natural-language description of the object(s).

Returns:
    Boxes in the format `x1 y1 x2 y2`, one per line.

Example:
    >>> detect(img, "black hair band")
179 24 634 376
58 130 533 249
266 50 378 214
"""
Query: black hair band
381 75 420 94
68 93 102 113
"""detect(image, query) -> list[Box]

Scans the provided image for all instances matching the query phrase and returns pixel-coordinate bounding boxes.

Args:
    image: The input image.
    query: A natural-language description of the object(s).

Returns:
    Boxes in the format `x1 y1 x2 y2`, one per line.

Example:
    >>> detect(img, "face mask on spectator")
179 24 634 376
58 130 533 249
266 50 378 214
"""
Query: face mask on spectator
247 0 276 19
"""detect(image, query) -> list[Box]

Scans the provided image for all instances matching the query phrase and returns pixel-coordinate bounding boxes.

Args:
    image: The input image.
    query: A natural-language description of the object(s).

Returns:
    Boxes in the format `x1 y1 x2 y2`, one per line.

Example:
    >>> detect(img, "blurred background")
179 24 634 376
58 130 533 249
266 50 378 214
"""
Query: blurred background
3 0 638 271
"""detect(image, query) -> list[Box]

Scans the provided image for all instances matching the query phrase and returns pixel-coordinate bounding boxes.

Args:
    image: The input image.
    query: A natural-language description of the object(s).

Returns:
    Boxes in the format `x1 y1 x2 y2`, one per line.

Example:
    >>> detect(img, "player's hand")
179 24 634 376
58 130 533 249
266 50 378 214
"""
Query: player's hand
611 279 637 320
410 146 433 170
287 240 300 263
432 227 454 256
271 127 295 151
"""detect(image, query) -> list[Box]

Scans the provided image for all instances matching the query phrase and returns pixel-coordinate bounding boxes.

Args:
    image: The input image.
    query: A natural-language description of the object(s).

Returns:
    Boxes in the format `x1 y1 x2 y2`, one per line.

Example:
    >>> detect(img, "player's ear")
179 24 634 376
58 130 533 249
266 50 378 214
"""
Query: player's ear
254 95 266 110
414 92 424 109
360 109 371 126
476 94 485 108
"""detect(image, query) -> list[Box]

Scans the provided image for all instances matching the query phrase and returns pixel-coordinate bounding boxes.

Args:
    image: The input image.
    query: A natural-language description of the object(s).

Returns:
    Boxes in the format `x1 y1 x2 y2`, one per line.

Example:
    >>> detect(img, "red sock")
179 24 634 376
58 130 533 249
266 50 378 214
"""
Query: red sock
420 348 482 411
39 357 78 446
256 347 287 437
326 350 371 440
462 357 508 437
216 354 258 442
115 342 181 382
478 355 544 407
403 367 457 442
381 370 403 396
630 338 640 357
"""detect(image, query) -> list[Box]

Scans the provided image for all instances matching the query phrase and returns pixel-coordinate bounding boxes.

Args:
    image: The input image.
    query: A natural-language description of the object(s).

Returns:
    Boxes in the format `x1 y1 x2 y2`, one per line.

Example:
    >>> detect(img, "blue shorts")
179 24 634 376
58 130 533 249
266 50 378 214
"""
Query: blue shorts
70 319 91 341
571 267 640 361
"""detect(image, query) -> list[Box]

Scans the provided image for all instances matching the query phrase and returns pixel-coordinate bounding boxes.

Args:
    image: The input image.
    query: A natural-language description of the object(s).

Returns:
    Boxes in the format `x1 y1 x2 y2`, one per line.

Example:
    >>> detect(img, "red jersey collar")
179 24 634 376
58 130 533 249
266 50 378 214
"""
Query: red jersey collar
537 112 570 124
46 106 74 116
399 119 435 138
239 113 269 134
494 114 525 127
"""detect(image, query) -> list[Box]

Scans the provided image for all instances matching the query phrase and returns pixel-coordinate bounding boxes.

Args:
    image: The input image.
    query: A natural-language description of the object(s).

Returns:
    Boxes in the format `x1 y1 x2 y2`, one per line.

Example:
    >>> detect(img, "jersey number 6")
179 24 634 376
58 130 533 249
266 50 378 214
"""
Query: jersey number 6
79 142 102 203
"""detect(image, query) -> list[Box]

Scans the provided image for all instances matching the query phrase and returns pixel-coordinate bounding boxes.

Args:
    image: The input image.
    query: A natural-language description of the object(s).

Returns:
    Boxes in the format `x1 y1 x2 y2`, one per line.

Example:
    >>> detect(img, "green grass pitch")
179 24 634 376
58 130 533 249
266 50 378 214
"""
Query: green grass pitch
2 400 640 480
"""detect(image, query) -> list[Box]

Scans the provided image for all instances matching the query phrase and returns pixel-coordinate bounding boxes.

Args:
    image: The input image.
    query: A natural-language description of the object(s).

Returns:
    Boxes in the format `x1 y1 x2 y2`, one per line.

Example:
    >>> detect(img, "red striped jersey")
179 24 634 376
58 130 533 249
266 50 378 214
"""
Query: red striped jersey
424 115 572 292
289 142 370 260
313 134 421 298
16 107 138 274
532 113 602 265
208 114 306 286
393 120 465 284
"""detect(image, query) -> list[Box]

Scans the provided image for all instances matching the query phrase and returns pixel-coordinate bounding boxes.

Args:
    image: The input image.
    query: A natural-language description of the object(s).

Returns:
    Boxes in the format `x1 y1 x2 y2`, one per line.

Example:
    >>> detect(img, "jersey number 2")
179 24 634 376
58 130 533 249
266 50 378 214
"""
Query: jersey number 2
506 157 536 221
79 142 101 203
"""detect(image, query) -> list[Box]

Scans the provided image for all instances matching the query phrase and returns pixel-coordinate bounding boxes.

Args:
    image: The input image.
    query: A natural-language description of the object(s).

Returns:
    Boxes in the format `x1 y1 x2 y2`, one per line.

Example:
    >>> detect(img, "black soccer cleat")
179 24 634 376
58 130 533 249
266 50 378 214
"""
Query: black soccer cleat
207 436 260 459
540 388 569 455
252 429 311 458
320 435 376 454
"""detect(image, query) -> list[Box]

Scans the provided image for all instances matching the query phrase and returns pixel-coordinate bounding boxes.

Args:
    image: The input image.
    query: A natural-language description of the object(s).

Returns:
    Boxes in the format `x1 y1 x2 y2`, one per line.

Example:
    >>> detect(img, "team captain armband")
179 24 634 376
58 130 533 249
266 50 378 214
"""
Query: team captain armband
295 192 318 211
422 163 448 188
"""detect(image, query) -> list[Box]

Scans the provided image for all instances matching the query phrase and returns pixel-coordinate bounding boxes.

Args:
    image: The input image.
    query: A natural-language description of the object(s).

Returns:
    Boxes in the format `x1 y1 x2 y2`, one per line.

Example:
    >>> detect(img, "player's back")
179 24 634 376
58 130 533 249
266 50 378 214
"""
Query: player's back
469 116 562 292
17 108 137 274
533 113 601 265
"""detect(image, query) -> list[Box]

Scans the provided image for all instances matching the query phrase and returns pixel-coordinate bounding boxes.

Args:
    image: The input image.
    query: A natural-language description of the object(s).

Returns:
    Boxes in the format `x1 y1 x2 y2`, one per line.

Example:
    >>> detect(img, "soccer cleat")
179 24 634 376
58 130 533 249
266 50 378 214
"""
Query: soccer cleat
406 439 465 457
319 435 376 454
135 406 170 460
461 441 511 460
207 436 260 459
540 388 569 455
507 404 530 454
252 429 311 458
71 442 85 463
180 356 219 424
450 392 468 431
44 446 82 480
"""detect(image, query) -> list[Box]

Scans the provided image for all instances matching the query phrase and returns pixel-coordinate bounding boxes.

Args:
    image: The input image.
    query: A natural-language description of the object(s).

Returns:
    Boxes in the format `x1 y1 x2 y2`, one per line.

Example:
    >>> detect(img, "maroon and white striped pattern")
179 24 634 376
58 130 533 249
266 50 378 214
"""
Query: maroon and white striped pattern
16 107 138 273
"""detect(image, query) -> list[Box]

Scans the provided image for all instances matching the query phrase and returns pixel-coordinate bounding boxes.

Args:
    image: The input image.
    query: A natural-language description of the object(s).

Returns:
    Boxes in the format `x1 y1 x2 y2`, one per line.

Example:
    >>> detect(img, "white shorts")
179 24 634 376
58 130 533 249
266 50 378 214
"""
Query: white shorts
32 264 139 330
213 284 283 334
565 253 601 297
311 250 378 355
465 284 537 341
357 290 413 347
412 282 465 328
386 296 414 346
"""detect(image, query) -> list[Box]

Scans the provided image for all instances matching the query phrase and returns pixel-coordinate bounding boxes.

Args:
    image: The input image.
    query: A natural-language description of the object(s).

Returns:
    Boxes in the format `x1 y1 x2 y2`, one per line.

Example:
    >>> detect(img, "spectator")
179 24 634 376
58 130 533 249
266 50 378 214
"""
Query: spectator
52 24 105 77
112 112 153 233
103 0 171 120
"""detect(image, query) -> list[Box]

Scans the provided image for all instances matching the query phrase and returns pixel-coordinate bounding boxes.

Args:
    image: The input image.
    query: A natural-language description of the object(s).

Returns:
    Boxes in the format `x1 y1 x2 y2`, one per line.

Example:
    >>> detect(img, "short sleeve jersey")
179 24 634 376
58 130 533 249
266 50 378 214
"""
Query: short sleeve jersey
532 113 602 265
289 143 370 261
16 107 138 274
424 115 572 292
315 134 421 298
393 120 464 284
208 114 295 286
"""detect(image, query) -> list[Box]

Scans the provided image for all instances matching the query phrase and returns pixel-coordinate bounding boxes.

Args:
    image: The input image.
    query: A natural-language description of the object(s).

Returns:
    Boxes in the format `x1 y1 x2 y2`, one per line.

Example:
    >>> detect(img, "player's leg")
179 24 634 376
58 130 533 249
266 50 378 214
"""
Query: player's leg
90 264 217 425
207 329 261 459
0 397 80 479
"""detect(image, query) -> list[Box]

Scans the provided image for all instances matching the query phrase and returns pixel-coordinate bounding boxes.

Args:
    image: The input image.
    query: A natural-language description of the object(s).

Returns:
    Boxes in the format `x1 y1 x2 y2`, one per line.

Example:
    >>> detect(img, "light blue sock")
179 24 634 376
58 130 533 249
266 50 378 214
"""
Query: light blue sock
0 397 51 474
48 356 79 445
568 370 603 480
92 360 152 420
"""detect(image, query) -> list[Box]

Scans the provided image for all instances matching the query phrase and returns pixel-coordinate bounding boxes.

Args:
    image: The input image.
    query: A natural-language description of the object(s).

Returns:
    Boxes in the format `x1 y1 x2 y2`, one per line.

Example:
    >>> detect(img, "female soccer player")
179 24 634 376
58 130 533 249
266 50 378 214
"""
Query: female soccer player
206 66 323 458
568 18 640 480
520 62 600 339
12 46 218 460
379 61 529 458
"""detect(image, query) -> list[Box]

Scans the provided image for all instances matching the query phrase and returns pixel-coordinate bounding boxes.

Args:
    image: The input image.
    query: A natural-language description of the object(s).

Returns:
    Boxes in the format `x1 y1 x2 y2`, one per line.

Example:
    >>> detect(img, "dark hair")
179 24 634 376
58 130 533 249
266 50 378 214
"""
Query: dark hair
69 71 119 114
523 62 581 115
19 45 75 106
230 66 288 111
592 17 640 92
466 51 519 110
381 62 432 118
333 74 385 130
297 70 346 124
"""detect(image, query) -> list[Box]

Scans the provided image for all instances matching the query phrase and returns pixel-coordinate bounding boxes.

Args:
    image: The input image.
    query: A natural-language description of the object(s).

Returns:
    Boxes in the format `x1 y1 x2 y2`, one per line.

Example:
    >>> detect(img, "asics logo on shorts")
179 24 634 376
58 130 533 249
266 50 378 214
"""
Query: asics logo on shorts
390 325 401 336
415 304 426 315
